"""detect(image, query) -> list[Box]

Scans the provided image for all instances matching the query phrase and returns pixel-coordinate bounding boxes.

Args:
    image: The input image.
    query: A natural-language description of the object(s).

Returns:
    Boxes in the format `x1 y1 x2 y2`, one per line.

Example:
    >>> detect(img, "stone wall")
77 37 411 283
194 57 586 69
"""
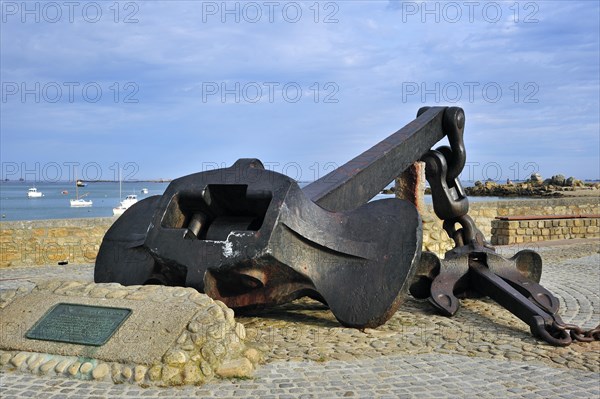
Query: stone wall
1 197 598 267
0 218 115 268
491 216 600 245
420 197 599 255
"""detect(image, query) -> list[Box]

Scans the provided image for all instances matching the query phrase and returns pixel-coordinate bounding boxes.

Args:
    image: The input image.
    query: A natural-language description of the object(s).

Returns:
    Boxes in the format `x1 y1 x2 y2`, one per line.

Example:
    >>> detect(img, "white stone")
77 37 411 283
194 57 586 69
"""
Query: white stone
39 359 58 374
235 323 246 340
80 362 93 374
121 366 132 380
10 352 29 368
54 359 72 374
68 362 81 376
164 350 187 365
92 363 110 380
215 358 253 378
134 365 147 383
0 352 12 366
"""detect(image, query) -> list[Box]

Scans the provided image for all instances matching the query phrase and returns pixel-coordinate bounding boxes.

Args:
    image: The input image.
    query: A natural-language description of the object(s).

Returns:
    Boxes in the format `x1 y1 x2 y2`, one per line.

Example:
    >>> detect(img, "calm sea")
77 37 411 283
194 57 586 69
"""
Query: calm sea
1 180 509 221
0 181 169 221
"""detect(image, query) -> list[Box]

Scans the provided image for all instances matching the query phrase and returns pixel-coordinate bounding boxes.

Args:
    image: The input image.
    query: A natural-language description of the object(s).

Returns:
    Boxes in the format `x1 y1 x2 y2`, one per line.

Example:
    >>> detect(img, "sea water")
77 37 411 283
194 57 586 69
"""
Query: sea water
0 181 510 222
0 181 169 221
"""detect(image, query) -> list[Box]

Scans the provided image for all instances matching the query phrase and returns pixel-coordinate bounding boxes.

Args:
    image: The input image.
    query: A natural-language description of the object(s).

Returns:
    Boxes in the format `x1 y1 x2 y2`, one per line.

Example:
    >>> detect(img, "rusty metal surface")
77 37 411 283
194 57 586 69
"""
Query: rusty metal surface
96 159 422 328
94 106 599 342
410 243 580 346
96 108 456 328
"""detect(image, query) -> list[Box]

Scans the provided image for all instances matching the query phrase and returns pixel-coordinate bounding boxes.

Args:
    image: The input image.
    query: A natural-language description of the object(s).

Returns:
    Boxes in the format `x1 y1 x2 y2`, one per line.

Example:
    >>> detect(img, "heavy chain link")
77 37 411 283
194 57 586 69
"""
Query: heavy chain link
533 319 600 346
421 107 485 247
553 320 600 343
423 107 599 347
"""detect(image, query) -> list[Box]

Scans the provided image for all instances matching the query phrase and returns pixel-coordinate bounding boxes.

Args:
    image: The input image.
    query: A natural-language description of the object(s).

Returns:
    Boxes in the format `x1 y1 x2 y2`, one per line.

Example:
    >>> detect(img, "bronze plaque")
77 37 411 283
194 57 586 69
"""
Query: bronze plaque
25 303 131 346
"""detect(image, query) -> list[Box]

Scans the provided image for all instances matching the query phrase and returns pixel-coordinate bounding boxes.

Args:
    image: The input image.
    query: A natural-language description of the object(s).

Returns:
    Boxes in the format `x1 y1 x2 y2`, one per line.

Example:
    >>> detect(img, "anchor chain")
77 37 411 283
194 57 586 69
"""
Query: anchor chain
420 106 487 248
548 320 600 344
420 106 599 346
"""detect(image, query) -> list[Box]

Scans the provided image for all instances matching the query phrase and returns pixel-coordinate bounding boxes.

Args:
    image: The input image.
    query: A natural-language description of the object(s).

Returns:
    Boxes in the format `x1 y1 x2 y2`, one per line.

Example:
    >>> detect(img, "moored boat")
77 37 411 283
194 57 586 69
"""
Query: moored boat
70 197 93 207
27 187 43 198
113 194 138 216
71 170 92 207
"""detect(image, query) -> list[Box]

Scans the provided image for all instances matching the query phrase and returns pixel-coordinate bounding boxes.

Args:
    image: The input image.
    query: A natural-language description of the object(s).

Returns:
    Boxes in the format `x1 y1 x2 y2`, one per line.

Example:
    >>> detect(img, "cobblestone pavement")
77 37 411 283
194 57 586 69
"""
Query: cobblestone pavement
1 239 599 398
1 353 598 399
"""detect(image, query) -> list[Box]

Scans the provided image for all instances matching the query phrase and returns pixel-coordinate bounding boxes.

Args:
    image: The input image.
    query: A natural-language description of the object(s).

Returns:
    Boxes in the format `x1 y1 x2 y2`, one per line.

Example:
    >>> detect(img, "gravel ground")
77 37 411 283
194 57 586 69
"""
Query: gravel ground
0 239 598 398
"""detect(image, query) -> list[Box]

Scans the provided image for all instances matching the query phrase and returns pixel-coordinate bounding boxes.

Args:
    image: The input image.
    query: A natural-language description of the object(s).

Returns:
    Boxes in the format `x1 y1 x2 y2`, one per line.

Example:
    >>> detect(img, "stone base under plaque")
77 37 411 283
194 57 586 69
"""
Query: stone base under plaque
0 281 262 386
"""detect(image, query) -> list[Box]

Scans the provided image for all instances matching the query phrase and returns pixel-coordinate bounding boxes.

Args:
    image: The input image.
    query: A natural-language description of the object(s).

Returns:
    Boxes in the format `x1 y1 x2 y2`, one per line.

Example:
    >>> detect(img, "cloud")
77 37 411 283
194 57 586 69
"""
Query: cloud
1 1 598 180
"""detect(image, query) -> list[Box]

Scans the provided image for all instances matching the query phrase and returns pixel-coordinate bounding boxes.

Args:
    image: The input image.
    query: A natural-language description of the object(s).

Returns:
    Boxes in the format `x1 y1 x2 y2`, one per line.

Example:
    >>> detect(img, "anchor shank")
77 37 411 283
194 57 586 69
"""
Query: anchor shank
468 261 554 331
303 107 447 212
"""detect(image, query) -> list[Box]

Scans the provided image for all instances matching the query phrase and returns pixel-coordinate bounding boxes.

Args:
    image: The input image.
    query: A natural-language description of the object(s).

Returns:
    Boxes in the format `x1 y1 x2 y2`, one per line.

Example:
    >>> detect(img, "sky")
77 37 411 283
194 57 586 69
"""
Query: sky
1 0 599 183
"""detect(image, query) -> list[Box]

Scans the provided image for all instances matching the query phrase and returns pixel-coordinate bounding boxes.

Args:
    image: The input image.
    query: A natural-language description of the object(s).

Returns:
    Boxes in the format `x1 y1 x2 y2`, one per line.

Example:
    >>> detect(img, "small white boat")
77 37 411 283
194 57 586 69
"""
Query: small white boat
141 188 149 194
113 169 138 216
27 187 43 198
113 194 138 215
71 169 92 207
70 198 93 207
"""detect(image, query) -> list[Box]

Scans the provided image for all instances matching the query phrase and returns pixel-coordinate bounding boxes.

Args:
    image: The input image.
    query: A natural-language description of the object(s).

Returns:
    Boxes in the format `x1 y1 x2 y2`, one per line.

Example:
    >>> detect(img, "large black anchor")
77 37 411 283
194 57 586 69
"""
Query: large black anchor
409 107 599 346
95 106 599 343
96 107 457 328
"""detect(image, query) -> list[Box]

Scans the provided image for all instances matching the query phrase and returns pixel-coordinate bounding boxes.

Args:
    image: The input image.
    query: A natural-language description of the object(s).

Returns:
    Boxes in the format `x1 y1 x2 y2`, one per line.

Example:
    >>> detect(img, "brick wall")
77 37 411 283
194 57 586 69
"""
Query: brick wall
491 217 600 245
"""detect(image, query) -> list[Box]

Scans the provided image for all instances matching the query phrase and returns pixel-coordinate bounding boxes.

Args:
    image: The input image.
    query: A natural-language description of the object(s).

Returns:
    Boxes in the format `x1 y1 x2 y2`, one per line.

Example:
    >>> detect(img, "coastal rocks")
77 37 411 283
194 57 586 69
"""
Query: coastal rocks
466 181 563 197
466 173 591 197
541 175 584 187
565 176 584 187
529 173 543 183
426 173 591 199
551 174 566 186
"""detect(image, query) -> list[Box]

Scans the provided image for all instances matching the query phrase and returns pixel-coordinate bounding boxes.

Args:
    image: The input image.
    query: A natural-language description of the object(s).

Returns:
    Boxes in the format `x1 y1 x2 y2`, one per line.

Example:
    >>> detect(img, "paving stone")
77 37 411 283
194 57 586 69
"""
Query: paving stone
0 240 599 398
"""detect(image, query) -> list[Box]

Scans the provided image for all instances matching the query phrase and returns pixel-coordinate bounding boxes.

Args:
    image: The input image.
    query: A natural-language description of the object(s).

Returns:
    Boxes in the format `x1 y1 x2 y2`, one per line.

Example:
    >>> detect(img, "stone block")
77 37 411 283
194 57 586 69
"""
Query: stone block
497 208 509 216
31 229 47 237
47 228 69 238
0 281 259 386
